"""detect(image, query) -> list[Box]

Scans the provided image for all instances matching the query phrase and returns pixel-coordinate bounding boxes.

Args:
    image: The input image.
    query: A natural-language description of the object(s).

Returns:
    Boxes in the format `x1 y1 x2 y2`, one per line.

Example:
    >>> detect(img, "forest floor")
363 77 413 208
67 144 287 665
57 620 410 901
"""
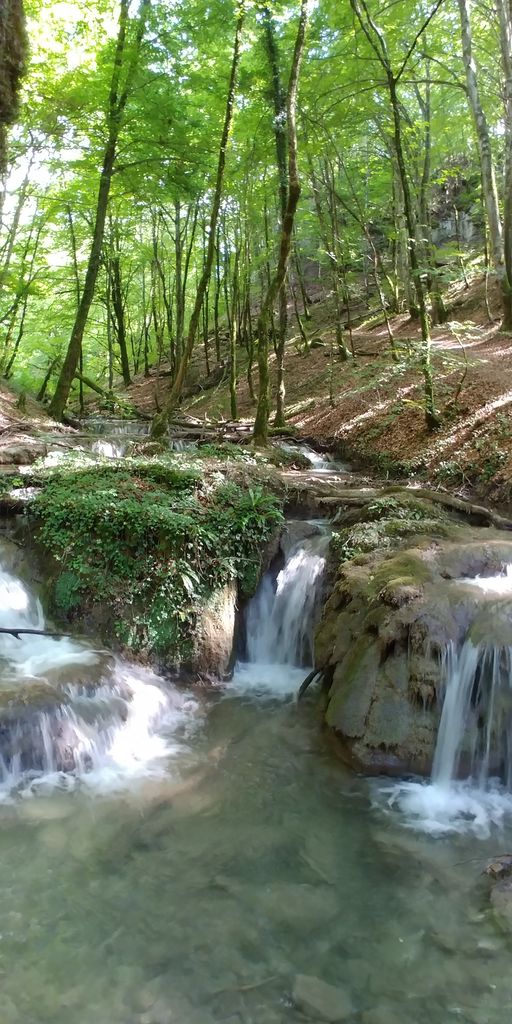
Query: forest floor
2 273 512 510
0 384 74 468
121 273 512 509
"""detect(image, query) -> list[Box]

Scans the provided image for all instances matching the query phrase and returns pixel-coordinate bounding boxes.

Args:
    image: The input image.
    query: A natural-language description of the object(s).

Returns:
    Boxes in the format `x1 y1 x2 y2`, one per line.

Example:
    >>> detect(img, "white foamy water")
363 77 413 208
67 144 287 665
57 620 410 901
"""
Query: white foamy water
279 441 349 473
458 563 512 595
231 529 328 698
0 567 199 799
0 570 100 677
380 639 512 837
91 438 127 458
229 662 307 698
376 777 512 838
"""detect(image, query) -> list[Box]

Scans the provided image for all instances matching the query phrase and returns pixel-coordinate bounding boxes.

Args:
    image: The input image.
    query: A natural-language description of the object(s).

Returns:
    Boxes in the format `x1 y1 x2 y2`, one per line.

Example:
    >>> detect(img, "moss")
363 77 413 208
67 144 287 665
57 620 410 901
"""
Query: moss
369 552 433 599
364 495 439 523
29 452 284 663
331 523 389 563
331 495 449 566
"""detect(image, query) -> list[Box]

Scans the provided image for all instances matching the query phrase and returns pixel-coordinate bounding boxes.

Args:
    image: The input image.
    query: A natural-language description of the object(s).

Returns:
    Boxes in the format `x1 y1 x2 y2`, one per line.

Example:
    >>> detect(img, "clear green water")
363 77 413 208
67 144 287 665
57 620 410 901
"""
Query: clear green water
0 689 511 1024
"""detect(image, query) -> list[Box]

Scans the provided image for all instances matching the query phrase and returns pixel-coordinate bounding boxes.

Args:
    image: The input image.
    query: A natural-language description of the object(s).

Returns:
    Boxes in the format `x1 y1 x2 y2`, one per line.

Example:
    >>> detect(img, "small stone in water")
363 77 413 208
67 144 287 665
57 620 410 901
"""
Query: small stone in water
139 1001 173 1024
490 877 512 931
292 974 354 1022
361 1006 407 1024
484 854 512 881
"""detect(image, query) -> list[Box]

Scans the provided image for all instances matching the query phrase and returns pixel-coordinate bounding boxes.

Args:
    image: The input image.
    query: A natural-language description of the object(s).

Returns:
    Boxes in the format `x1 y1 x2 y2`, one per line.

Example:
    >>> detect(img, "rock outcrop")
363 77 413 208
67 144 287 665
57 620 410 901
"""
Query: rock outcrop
315 494 512 774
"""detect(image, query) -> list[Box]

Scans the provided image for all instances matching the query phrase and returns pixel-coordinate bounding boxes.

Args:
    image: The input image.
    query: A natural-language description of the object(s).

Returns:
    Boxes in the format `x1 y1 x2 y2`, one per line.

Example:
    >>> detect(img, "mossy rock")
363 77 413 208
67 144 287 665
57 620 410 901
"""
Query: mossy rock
0 681 67 721
369 551 433 600
28 454 283 670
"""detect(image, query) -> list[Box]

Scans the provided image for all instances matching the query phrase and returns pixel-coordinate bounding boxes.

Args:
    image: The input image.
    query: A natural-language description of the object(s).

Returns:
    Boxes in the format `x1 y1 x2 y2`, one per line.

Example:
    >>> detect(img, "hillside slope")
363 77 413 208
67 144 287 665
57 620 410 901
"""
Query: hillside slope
119 276 512 508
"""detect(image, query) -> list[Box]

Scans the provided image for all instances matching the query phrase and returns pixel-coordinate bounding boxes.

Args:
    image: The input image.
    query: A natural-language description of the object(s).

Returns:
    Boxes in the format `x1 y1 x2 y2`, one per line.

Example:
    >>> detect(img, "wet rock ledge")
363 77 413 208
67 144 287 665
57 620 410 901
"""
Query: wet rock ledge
314 491 512 775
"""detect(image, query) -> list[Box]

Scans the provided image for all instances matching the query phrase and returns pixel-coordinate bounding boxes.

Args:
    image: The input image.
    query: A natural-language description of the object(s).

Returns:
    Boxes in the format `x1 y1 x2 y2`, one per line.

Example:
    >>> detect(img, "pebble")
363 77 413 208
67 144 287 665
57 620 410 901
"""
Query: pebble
361 1005 407 1024
139 1001 173 1024
292 974 354 1022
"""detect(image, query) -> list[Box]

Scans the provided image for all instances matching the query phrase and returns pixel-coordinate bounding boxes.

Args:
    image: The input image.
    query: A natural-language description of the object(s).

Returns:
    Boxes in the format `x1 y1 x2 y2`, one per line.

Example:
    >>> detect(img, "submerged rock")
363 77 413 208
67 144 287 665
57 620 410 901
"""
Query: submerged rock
361 1006 408 1024
490 877 512 931
484 854 512 881
292 974 354 1022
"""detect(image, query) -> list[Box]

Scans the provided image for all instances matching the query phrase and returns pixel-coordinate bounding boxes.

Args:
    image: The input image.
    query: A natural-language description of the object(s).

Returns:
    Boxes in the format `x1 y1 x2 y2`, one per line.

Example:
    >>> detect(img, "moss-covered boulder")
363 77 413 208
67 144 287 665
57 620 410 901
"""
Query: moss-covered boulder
19 449 284 675
316 495 512 774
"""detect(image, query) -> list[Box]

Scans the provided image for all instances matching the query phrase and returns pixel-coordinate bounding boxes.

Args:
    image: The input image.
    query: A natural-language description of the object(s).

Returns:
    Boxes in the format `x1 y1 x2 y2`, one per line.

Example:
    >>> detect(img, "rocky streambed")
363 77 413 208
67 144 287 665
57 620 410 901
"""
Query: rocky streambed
1 427 512 1013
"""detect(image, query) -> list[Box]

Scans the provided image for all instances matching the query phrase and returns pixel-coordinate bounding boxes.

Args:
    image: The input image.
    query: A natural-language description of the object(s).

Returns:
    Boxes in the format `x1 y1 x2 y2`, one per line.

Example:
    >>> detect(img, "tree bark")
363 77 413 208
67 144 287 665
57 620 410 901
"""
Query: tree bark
48 0 149 419
110 248 131 385
458 0 504 279
174 198 184 365
497 0 512 329
350 0 440 429
253 0 308 445
263 6 289 428
0 0 26 214
151 3 245 438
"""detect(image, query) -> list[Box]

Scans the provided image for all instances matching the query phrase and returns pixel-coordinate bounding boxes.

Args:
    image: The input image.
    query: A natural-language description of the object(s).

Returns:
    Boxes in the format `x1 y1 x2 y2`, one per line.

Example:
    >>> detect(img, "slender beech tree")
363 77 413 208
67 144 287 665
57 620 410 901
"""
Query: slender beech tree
48 0 150 419
497 0 512 328
350 0 442 430
263 6 289 427
253 0 309 445
151 2 245 438
458 0 503 269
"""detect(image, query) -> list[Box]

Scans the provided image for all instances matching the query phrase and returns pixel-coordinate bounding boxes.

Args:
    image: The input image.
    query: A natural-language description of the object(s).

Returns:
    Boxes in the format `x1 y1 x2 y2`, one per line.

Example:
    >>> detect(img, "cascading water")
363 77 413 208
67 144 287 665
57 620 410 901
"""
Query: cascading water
231 526 329 697
91 438 127 458
431 642 512 789
0 565 198 799
278 440 349 473
383 565 512 836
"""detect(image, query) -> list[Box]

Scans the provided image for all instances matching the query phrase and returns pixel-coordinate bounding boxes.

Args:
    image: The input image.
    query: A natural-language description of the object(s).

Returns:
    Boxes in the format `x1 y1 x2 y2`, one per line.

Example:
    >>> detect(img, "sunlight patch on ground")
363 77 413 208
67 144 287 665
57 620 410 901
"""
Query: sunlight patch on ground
333 401 391 436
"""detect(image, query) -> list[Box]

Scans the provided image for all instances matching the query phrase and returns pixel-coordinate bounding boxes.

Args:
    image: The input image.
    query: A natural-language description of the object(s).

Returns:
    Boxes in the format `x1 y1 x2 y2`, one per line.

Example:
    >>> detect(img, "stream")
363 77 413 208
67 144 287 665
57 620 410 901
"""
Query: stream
0 528 512 1023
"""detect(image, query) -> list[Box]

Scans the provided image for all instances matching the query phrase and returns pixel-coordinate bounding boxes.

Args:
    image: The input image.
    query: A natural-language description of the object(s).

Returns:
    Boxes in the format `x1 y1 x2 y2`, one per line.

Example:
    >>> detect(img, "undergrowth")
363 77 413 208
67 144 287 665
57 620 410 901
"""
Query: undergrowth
31 454 283 661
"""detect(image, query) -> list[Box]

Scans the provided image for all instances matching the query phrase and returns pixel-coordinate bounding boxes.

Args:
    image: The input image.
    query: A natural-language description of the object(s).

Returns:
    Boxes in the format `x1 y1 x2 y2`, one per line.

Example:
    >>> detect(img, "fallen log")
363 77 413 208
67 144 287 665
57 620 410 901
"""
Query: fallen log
74 371 113 399
297 668 322 700
0 627 74 639
316 485 512 531
410 487 512 532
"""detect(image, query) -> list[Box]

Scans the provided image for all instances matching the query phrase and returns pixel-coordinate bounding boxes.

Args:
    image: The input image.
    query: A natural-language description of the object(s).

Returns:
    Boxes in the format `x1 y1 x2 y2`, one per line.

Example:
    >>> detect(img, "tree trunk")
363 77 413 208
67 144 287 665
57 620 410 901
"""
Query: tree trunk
151 3 245 437
110 252 131 385
229 248 240 420
388 74 439 428
253 0 308 445
263 5 289 428
37 358 59 403
0 0 26 214
48 0 149 419
414 62 446 324
497 0 512 329
174 198 184 365
350 0 440 429
0 160 32 293
458 0 504 276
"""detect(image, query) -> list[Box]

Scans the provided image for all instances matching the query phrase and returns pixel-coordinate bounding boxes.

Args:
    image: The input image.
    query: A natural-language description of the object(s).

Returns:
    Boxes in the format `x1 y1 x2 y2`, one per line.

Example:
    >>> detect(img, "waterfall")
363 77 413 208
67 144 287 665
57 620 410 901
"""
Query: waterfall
432 643 512 789
382 565 512 837
91 439 127 458
0 565 197 799
278 441 349 473
231 527 329 697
